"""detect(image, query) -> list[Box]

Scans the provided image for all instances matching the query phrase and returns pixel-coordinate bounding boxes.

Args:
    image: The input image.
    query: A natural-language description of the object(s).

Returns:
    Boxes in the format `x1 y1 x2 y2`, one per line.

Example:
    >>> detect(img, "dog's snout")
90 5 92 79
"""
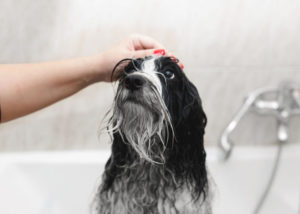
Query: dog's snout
124 75 145 90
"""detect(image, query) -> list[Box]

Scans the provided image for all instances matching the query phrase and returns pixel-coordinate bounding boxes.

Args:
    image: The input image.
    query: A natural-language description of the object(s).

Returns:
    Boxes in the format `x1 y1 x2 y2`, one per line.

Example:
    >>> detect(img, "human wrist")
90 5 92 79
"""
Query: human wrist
89 51 116 83
77 53 109 85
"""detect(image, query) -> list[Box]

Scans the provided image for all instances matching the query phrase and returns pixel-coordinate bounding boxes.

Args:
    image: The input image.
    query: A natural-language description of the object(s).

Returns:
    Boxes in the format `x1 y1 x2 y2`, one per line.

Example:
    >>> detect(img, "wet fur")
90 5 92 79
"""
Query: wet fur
95 56 211 214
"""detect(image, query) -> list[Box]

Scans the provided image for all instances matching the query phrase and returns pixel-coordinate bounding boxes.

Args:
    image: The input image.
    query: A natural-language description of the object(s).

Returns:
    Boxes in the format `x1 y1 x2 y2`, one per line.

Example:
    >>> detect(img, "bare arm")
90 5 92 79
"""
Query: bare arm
0 34 172 122
0 55 105 122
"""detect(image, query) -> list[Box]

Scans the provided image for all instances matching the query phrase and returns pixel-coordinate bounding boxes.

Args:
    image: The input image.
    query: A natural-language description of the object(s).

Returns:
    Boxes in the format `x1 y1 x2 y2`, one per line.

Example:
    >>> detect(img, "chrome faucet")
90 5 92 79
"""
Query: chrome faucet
219 82 300 160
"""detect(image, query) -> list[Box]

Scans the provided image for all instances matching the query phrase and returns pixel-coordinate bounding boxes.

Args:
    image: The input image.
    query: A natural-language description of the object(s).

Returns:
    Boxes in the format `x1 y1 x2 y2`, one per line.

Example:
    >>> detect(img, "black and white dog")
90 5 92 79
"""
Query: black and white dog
95 56 212 214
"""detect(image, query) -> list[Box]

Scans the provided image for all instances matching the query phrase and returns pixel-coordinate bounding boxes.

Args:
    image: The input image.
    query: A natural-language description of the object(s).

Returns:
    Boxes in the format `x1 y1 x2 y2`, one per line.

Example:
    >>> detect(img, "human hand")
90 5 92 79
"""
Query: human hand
95 34 183 82
0 34 183 122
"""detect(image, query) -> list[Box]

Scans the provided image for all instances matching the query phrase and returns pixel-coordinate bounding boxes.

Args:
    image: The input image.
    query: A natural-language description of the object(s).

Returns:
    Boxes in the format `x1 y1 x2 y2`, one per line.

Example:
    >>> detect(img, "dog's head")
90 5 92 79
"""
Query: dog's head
108 56 207 165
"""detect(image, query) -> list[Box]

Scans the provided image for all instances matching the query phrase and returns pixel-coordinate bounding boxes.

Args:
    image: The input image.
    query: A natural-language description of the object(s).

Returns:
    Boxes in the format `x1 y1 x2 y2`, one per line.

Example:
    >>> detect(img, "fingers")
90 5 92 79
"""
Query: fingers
128 34 184 69
132 49 170 58
132 49 158 58
133 49 184 69
168 53 184 69
131 34 165 50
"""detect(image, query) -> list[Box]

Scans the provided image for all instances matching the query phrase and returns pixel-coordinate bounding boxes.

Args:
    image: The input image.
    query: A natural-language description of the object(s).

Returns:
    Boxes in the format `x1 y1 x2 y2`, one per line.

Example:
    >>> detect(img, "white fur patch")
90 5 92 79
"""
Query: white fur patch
134 57 162 95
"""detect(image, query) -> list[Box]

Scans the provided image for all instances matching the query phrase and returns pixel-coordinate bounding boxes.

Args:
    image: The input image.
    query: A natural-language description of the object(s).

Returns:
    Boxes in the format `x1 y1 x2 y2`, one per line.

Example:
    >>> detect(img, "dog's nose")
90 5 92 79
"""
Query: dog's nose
124 75 145 90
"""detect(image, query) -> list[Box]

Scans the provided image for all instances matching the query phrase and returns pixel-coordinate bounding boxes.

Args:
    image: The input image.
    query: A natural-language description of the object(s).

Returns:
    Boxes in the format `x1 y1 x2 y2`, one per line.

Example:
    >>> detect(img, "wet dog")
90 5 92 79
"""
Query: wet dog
95 56 212 214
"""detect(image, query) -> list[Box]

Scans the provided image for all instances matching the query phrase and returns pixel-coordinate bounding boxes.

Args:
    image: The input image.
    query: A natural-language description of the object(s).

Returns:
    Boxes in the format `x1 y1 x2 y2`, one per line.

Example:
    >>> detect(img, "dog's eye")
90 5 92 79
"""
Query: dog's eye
164 70 175 79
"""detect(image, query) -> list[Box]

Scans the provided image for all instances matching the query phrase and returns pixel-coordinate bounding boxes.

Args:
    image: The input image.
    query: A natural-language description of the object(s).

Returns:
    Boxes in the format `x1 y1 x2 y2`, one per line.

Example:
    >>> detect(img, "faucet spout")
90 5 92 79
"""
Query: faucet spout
219 82 300 161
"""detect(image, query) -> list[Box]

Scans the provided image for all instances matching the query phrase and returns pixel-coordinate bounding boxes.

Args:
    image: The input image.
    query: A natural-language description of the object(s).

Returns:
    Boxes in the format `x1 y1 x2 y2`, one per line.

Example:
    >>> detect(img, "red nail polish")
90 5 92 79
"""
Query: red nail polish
153 49 166 55
180 64 184 69
171 56 179 63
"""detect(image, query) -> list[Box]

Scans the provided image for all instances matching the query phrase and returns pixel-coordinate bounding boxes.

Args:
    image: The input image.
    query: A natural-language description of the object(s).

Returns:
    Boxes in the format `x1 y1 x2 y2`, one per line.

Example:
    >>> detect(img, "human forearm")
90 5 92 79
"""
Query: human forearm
0 34 180 123
0 54 105 122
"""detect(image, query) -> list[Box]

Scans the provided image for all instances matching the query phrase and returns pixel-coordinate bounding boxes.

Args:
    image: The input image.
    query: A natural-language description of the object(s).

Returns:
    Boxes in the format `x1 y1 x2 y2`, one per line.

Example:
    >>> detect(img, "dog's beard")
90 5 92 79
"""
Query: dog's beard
108 84 173 164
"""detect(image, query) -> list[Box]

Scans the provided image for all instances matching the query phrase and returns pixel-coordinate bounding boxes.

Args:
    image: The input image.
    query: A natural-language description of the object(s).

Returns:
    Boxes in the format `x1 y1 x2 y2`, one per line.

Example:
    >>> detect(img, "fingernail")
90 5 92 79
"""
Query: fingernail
153 49 166 55
171 56 179 63
179 63 184 69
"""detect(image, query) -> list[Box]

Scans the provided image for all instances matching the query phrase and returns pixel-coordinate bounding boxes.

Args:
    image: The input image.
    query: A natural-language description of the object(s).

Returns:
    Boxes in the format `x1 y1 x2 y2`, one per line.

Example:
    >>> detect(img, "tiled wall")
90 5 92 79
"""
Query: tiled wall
0 0 299 151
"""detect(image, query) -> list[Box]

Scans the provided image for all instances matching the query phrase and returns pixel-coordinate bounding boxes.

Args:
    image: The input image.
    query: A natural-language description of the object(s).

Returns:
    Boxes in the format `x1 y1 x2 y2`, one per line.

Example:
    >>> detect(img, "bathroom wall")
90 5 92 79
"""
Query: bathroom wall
0 0 299 151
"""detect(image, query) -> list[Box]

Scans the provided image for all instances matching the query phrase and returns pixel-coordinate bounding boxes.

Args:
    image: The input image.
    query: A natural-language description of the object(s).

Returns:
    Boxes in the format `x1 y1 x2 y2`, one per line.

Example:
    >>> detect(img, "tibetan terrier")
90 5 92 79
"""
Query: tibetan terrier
95 56 212 214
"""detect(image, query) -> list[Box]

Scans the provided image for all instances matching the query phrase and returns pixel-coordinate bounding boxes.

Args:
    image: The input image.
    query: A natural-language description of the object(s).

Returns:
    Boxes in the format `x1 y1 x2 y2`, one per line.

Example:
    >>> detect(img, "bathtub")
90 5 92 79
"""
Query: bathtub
0 144 299 214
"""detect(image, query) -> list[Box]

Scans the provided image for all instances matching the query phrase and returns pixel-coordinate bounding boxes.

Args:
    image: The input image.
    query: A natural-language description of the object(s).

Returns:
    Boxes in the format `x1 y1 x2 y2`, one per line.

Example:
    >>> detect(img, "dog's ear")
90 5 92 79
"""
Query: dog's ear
173 76 207 137
167 76 208 200
182 80 206 134
174 78 207 159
